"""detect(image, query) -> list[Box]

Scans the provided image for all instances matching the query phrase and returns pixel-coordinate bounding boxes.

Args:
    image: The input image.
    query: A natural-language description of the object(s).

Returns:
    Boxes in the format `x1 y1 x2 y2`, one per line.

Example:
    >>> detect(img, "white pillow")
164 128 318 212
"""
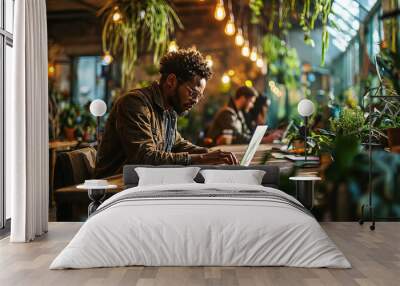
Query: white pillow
135 167 200 186
200 169 266 185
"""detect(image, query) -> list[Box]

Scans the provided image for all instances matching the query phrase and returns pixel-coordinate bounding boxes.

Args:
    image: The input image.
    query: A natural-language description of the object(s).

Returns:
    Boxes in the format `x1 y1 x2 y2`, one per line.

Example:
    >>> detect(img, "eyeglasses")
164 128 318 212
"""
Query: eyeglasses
176 77 205 102
185 85 203 100
180 83 204 104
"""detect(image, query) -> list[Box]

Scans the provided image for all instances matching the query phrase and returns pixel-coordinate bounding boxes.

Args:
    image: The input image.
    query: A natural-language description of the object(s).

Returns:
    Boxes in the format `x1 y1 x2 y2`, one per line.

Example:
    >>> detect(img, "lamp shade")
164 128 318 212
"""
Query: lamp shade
297 99 315 117
90 99 107 117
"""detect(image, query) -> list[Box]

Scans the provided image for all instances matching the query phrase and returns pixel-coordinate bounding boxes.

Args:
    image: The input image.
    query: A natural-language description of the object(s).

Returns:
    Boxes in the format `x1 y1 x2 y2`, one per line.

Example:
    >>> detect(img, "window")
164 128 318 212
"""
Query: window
328 0 379 52
1 0 14 230
73 56 106 106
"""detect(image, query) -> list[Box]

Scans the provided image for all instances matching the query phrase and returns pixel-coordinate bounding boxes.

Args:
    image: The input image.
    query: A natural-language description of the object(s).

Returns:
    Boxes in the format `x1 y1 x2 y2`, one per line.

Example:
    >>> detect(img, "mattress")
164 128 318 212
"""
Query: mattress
50 183 351 269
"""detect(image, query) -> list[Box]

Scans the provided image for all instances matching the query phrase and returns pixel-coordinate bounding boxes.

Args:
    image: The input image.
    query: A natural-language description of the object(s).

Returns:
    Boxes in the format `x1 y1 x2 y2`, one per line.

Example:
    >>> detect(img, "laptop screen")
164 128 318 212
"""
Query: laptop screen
240 125 268 166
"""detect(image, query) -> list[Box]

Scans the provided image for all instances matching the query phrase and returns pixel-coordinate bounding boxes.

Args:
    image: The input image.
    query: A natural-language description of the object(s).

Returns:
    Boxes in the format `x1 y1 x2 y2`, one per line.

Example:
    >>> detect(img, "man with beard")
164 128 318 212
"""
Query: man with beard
95 49 238 178
207 86 258 145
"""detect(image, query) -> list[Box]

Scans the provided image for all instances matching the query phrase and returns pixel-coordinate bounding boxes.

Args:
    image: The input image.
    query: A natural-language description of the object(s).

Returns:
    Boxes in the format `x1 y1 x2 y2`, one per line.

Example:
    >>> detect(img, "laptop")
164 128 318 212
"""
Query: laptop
240 125 268 166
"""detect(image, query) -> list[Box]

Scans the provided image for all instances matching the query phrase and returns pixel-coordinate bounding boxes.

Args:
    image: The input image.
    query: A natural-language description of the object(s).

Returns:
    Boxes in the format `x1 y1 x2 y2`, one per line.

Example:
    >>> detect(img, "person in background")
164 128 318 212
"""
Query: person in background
95 48 238 178
246 95 269 132
207 86 257 145
246 95 284 143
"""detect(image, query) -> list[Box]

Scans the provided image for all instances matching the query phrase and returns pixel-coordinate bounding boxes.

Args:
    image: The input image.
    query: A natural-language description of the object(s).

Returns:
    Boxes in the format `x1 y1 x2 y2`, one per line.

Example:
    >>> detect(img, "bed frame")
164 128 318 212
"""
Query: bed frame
122 165 280 189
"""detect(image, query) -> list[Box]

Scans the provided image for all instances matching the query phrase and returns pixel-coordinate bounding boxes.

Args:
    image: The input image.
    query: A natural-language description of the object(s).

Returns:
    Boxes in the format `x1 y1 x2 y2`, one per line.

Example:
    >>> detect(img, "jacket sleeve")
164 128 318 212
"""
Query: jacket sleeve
214 110 252 144
115 95 190 165
173 130 209 154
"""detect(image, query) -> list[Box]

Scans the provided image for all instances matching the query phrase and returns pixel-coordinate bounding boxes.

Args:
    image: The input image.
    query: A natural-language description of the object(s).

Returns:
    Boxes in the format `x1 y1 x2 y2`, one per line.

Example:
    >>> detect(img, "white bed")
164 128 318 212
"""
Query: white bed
50 183 351 269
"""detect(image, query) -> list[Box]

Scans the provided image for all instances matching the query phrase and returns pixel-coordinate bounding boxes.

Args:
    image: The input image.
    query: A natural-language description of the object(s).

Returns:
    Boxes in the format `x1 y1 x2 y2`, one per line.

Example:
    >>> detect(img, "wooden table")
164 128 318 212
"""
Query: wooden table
53 143 320 221
211 143 320 176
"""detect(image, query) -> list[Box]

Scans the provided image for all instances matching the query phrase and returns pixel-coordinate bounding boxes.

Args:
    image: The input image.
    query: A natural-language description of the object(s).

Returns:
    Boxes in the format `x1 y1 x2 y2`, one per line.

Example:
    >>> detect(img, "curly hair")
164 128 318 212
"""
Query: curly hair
159 48 212 82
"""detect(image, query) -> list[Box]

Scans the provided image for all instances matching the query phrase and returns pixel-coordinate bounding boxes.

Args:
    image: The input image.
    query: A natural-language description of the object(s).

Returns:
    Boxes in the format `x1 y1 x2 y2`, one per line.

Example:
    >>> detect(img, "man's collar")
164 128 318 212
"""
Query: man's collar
151 81 167 110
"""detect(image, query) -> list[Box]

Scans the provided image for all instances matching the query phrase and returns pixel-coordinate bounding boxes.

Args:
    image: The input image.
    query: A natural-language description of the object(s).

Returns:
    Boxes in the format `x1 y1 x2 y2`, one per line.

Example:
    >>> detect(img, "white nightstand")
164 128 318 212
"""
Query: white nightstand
77 184 117 216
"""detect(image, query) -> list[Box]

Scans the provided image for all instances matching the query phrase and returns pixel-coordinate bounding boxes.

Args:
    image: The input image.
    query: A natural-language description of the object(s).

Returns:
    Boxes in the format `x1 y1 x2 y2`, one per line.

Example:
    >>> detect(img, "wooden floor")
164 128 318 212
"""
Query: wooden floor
0 222 399 286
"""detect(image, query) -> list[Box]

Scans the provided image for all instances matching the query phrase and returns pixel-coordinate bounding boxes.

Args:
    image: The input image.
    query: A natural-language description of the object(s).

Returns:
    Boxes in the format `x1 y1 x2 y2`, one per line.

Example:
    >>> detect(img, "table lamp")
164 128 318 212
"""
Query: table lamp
297 99 315 163
89 99 107 146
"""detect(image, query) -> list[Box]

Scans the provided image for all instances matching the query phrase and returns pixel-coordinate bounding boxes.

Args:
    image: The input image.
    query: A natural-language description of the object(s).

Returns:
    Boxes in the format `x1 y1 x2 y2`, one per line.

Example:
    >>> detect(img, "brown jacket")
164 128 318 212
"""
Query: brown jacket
94 82 207 178
207 98 252 145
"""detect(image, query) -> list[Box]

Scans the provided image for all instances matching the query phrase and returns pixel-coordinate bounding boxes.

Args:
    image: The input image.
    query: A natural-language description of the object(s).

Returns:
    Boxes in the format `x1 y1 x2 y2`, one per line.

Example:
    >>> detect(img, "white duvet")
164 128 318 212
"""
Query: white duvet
50 183 351 269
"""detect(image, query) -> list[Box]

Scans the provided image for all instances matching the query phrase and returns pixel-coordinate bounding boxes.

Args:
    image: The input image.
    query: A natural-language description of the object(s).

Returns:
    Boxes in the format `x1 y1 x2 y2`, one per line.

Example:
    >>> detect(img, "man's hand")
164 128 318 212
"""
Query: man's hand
262 129 284 143
190 149 239 165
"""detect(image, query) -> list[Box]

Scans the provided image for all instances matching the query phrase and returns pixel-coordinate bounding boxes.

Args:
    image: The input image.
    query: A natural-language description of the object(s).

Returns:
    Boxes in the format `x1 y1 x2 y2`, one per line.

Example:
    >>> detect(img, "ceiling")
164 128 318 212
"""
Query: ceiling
46 0 380 69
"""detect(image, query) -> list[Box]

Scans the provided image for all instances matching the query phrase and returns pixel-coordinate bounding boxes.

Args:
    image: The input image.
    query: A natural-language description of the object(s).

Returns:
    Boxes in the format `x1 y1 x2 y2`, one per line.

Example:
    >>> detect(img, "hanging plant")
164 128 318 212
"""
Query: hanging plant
98 0 183 88
249 0 333 66
261 34 300 89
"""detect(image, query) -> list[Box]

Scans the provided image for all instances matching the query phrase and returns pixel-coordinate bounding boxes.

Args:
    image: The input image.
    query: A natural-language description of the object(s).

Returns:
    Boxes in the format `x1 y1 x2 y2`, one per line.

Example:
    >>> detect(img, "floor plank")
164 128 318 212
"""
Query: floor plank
0 222 399 286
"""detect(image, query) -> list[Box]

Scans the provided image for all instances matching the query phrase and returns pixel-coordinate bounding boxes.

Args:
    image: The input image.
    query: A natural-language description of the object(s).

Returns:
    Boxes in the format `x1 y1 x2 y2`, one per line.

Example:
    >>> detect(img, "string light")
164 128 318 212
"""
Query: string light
261 64 268 75
168 40 178 52
241 41 250 57
112 6 122 22
269 80 275 88
256 57 264 68
205 55 213 68
214 0 226 21
224 17 235 36
269 81 282 97
48 64 55 76
250 47 258 62
227 69 235 76
235 28 244 46
102 51 113 65
221 73 230 84
245 80 253 87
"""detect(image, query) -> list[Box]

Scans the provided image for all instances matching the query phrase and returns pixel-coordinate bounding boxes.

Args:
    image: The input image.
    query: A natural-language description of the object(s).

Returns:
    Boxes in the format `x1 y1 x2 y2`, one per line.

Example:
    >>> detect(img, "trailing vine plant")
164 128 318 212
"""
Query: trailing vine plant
98 0 183 88
261 34 300 89
249 0 333 66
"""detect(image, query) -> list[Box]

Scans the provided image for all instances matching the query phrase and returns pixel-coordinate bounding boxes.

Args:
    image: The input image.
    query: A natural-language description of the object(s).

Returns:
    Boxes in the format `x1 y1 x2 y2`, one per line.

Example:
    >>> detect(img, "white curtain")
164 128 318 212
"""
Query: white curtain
8 0 49 242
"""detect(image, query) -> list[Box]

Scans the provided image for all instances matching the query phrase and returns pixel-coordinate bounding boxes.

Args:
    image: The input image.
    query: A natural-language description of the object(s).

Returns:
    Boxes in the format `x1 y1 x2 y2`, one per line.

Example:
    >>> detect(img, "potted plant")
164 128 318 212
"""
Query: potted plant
78 108 97 142
368 97 400 148
286 121 306 154
330 108 366 139
382 113 400 148
59 103 80 141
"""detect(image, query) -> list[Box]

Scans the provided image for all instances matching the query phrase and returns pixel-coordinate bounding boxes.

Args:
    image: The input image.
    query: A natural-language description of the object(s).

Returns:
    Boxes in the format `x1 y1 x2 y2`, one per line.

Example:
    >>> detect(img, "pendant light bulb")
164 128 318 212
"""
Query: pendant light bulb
112 6 122 22
261 64 268 75
214 0 226 21
235 29 244 46
168 40 178 53
241 41 250 57
256 57 264 68
250 47 258 62
221 73 230 84
224 17 236 36
205 55 213 68
102 51 113 65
